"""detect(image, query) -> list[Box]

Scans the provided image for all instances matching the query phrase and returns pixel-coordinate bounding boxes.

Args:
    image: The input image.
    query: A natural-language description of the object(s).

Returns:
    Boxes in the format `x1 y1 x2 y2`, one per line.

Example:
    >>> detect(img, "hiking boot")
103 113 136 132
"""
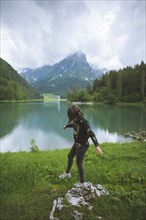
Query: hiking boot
59 172 71 179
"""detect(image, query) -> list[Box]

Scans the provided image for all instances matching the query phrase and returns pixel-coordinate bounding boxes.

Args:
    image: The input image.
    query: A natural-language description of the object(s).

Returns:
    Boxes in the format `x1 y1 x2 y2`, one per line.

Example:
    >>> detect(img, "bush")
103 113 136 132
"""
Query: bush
30 138 40 153
104 94 118 105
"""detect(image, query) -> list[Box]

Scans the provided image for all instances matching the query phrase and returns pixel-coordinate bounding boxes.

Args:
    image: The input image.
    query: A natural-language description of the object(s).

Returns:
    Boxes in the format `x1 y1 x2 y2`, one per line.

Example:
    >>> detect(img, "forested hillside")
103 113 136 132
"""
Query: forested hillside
0 58 40 100
67 61 146 104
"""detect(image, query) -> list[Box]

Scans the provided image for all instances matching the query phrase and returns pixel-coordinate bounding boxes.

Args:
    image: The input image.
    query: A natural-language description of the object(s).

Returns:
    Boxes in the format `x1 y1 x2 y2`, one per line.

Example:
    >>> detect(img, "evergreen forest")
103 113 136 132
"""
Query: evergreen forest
0 58 40 100
67 61 146 104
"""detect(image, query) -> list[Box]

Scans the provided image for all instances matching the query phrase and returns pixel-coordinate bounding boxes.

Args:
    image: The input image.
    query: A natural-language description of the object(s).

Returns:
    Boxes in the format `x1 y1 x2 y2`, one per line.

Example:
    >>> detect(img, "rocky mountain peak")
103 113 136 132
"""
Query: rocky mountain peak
67 51 87 62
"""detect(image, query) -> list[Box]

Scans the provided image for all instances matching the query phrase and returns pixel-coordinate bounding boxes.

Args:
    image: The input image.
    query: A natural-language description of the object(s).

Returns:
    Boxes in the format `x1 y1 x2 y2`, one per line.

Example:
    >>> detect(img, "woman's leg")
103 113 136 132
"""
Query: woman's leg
76 145 89 183
66 143 76 173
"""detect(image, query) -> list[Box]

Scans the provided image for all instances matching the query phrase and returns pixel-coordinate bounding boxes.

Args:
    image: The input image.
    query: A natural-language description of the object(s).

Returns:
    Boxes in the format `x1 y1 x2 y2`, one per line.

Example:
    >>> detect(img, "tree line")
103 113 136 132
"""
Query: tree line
0 58 40 100
67 61 146 104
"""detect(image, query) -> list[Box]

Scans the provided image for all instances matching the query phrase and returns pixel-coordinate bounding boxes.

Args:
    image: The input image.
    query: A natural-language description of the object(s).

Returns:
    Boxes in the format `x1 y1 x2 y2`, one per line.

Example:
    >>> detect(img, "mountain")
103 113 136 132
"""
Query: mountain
90 63 107 78
20 65 52 84
0 58 40 100
19 51 106 97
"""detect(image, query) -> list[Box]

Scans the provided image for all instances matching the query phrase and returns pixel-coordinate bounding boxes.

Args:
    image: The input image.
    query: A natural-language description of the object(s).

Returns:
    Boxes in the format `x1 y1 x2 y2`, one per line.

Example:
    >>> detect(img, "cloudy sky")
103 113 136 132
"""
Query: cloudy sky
1 0 145 70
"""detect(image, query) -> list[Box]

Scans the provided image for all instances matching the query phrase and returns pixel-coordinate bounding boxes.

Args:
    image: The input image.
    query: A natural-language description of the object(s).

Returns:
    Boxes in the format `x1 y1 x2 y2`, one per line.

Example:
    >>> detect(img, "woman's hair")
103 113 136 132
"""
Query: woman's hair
67 105 83 122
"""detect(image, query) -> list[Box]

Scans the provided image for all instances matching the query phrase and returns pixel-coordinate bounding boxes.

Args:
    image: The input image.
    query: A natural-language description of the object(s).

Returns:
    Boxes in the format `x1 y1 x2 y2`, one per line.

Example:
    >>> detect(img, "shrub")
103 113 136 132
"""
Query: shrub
30 138 40 153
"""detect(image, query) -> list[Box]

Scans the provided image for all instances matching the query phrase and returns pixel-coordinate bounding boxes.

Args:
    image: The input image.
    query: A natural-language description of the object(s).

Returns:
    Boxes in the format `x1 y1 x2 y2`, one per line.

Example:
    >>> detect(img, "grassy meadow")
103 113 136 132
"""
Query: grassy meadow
0 142 146 220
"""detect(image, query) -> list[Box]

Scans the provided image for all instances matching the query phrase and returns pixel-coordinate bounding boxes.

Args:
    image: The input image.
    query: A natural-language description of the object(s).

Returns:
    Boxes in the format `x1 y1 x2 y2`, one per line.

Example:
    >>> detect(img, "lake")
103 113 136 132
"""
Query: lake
0 102 145 152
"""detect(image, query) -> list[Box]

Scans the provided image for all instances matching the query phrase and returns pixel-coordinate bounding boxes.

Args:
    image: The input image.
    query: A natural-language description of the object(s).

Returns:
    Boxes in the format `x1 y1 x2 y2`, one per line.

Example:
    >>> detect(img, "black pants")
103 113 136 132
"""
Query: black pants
66 143 89 183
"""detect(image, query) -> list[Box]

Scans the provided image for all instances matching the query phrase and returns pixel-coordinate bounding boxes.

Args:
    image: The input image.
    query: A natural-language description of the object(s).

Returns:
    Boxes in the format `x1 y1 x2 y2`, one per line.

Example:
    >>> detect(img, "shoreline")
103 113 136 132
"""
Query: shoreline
0 139 145 154
0 99 145 106
68 101 146 107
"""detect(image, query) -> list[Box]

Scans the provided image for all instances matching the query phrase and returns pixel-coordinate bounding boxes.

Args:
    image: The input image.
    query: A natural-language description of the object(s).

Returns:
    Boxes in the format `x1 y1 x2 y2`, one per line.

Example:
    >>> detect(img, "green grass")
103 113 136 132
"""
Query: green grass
0 142 146 220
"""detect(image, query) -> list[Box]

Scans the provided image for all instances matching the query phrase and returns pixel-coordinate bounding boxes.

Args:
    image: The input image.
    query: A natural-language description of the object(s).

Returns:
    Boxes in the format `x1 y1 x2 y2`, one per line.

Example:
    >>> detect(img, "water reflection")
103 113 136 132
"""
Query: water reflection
81 105 146 133
0 102 145 152
1 124 72 152
91 128 132 144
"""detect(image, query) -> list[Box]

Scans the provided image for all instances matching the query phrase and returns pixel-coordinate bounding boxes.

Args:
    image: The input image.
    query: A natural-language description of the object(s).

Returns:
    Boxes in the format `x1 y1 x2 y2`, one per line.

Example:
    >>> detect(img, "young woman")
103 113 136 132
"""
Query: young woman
59 104 103 184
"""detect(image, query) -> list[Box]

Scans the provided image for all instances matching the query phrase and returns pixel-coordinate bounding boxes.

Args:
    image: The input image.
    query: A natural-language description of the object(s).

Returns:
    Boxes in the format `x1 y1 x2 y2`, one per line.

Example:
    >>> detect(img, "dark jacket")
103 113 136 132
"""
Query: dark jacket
65 117 99 147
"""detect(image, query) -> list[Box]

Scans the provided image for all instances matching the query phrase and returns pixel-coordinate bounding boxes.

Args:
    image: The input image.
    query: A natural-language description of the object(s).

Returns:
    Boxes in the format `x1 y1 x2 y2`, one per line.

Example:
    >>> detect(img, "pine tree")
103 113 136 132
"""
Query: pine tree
73 84 78 97
105 75 111 98
116 72 122 101
140 70 145 100
67 87 72 101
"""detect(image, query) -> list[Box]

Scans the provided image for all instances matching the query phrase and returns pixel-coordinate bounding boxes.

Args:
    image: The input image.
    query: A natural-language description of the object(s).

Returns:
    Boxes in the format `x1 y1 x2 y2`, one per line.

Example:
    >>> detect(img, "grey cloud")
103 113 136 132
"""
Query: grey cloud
35 0 87 16
109 1 145 66
1 0 145 70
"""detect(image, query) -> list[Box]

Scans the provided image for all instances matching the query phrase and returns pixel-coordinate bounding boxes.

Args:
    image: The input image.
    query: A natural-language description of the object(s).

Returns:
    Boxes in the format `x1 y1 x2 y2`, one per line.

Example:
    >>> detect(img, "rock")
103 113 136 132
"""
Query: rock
124 130 146 141
71 210 83 220
49 199 59 220
65 182 108 209
49 182 109 220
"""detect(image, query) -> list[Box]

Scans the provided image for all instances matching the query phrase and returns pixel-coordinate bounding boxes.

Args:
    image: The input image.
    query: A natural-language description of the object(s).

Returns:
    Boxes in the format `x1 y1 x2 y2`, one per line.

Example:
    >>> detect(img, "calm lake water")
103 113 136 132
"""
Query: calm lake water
0 102 145 152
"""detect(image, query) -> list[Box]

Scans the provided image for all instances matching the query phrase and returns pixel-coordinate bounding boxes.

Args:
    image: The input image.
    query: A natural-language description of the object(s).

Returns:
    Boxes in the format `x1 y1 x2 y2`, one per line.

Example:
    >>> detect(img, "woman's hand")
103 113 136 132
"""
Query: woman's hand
96 146 103 156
